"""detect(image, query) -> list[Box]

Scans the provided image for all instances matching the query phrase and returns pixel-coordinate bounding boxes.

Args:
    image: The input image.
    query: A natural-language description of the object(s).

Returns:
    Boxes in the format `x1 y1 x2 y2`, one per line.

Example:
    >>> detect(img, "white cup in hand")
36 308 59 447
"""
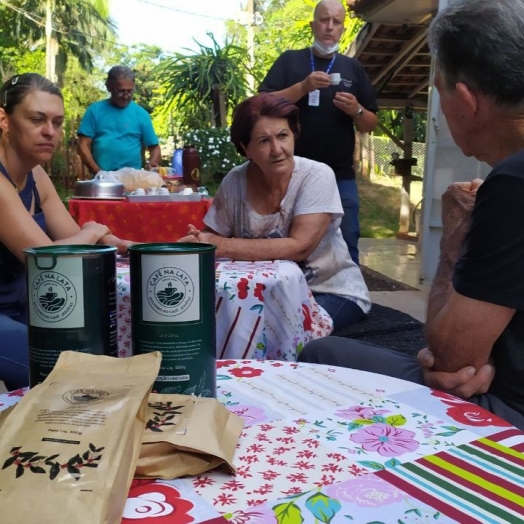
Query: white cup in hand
329 73 341 85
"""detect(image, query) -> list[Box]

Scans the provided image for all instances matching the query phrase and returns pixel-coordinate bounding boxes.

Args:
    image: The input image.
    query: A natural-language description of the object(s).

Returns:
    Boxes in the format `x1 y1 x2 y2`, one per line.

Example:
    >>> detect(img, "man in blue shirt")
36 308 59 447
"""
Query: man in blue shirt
77 65 161 174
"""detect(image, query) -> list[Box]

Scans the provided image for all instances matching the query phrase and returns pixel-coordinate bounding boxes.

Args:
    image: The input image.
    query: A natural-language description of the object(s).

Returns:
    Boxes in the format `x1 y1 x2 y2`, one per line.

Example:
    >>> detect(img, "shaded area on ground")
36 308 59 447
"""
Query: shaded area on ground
361 265 418 292
332 303 426 355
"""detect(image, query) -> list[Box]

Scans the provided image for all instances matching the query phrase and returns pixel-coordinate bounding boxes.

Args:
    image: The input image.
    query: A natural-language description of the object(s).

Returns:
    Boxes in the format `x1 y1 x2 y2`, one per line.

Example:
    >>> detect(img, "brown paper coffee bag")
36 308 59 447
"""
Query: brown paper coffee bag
0 403 15 428
0 351 161 524
136 393 243 479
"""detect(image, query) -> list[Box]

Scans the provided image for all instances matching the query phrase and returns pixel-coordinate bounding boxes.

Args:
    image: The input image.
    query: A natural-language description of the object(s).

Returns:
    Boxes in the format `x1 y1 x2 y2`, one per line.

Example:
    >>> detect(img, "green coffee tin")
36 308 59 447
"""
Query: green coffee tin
129 243 216 396
24 245 118 386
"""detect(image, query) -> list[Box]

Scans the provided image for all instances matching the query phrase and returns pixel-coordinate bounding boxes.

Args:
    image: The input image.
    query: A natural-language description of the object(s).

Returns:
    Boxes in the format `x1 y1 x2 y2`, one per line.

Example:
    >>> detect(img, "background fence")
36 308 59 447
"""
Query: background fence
356 134 426 179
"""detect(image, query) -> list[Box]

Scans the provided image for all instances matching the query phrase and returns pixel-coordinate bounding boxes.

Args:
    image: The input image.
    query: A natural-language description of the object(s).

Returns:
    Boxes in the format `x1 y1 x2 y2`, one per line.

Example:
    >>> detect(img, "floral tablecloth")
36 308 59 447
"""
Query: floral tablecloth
68 198 212 242
116 260 333 360
2 361 523 523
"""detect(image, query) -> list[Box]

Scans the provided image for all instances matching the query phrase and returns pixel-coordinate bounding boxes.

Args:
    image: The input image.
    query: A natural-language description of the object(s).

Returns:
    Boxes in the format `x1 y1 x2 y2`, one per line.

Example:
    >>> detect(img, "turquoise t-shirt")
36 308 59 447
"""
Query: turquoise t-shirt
78 100 159 171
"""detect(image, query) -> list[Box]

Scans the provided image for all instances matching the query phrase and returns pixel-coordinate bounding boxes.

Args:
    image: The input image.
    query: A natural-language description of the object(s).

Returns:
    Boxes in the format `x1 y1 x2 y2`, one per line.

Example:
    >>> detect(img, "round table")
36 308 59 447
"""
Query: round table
1 361 523 523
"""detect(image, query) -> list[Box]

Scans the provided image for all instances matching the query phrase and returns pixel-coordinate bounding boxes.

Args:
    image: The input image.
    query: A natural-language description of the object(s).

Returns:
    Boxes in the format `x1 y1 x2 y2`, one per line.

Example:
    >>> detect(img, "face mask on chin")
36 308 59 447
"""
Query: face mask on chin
312 39 340 56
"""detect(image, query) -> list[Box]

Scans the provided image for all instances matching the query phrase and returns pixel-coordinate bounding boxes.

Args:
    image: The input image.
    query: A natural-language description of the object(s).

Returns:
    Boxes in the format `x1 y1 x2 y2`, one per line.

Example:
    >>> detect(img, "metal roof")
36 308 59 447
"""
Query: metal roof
347 0 438 109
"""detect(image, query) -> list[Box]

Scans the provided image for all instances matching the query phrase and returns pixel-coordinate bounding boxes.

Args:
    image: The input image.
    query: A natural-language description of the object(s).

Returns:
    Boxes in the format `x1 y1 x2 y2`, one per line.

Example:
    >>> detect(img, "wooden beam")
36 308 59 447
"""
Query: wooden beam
388 81 425 86
347 22 380 59
361 49 401 56
372 27 428 86
377 98 427 109
408 79 430 99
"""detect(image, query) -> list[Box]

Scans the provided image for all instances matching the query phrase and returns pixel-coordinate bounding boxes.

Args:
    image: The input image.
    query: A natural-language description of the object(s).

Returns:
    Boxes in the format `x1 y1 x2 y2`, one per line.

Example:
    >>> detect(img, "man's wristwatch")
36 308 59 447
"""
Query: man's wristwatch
353 106 363 120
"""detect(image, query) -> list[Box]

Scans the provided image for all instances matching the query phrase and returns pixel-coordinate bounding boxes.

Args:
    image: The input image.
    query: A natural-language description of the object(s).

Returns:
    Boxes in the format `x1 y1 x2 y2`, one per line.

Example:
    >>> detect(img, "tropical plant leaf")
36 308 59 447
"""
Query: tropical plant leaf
273 501 305 524
305 492 341 523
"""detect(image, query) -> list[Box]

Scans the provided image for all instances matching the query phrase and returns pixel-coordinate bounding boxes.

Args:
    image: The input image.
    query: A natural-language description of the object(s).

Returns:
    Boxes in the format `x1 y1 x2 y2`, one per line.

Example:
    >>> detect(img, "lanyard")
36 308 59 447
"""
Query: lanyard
310 47 336 74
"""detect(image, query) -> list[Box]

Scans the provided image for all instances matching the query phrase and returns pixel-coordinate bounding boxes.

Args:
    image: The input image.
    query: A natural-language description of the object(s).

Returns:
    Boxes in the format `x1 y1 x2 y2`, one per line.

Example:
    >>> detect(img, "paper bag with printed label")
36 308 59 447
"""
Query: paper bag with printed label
136 393 244 479
0 350 161 524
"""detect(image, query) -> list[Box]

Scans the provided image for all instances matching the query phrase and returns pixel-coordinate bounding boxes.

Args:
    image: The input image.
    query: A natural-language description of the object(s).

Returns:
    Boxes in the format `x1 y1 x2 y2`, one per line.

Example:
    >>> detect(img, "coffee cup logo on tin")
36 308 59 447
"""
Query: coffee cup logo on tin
147 267 194 317
62 389 109 404
30 271 77 323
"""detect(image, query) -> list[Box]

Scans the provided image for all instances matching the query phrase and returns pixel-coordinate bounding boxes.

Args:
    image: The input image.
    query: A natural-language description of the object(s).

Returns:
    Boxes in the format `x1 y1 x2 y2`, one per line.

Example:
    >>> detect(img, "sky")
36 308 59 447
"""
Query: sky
110 0 247 55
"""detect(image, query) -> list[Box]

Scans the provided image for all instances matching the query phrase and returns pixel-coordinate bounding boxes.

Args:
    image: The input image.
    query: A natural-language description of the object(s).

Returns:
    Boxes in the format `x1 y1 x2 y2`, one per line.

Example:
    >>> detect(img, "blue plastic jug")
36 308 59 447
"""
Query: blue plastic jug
172 148 183 175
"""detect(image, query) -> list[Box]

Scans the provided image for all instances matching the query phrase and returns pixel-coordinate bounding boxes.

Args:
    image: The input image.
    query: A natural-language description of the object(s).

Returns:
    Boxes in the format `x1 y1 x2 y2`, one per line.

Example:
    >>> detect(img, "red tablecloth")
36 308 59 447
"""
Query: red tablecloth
68 198 212 242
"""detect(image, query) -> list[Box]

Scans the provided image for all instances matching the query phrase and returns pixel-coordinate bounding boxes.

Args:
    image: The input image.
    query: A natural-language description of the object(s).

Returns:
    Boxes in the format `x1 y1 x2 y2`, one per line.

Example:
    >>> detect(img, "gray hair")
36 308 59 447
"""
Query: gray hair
0 73 62 114
105 65 135 87
428 0 524 108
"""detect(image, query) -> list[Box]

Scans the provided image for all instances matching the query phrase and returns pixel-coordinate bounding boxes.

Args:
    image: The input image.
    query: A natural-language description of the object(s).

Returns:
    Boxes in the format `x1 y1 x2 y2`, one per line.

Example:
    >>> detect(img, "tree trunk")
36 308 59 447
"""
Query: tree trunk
45 0 57 82
211 84 227 128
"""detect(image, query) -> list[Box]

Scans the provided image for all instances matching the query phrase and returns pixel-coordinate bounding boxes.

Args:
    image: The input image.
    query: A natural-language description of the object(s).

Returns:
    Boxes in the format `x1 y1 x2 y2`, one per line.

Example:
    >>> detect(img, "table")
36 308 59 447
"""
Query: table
1 361 522 523
68 198 212 242
115 260 333 360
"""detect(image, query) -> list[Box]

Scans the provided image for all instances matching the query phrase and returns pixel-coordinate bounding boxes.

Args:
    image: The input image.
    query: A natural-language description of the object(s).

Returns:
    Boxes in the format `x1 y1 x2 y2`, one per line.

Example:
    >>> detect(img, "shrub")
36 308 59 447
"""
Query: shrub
182 128 244 185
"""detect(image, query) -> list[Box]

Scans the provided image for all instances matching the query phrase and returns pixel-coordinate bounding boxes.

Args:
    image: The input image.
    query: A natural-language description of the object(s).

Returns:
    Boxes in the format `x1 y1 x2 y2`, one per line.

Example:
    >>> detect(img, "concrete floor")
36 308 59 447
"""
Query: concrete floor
360 237 430 322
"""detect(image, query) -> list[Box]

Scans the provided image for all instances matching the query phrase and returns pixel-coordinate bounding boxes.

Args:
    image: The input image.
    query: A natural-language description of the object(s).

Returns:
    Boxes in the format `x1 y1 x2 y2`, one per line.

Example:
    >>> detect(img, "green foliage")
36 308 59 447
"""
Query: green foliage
61 56 105 121
182 128 244 185
376 109 427 143
154 34 252 131
2 0 116 84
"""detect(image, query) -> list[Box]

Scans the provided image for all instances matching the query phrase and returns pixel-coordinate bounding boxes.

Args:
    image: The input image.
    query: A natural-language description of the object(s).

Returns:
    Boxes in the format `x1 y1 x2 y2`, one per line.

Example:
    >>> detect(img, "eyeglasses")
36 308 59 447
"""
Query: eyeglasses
2 76 18 107
116 88 134 97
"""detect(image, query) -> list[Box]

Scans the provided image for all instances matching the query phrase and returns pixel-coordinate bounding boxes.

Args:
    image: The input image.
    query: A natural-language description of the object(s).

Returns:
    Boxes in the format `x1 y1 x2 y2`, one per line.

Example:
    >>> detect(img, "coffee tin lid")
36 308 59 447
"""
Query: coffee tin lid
24 245 118 256
128 243 216 254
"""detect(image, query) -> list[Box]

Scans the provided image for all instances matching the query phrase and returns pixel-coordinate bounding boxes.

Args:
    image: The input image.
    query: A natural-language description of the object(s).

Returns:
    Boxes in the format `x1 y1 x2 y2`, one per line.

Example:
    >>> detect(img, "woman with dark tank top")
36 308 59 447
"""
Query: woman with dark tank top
0 73 131 390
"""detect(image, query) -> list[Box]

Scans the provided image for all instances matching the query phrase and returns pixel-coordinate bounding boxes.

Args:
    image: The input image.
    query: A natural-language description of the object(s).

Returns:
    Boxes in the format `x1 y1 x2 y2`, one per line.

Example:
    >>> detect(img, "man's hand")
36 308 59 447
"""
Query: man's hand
333 92 361 117
441 179 483 259
302 71 331 93
417 347 495 398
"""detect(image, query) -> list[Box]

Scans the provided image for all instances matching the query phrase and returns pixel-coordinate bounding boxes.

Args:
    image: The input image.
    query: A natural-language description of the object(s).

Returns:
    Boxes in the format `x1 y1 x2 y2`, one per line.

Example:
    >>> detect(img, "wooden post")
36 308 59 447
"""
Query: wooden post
397 107 415 239
367 133 373 177
354 131 361 176
360 133 369 178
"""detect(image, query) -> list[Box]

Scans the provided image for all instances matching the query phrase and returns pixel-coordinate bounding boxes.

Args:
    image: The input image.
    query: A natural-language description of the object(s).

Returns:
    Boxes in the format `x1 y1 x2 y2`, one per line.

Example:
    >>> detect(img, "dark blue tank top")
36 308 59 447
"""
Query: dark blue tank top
0 163 46 321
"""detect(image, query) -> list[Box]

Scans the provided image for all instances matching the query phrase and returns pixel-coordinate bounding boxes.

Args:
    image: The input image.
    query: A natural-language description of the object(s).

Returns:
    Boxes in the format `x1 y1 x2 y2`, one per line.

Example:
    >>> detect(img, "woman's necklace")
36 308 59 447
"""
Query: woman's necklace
1 149 26 194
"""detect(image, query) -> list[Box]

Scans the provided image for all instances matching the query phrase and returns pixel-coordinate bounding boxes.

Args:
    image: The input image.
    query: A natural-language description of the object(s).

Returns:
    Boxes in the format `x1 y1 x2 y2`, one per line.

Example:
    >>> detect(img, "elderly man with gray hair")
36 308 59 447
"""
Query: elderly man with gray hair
77 65 161 174
299 0 524 430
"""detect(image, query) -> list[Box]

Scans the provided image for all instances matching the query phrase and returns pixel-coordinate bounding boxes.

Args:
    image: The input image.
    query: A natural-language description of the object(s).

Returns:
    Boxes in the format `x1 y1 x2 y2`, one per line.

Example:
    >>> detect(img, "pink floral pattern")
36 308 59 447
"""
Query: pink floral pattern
350 424 419 457
334 406 390 421
325 475 404 507
227 405 268 426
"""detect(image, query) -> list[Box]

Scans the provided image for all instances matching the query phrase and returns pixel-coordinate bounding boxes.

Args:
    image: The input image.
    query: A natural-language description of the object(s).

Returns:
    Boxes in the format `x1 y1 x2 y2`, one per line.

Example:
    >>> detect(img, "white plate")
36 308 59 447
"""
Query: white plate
125 193 202 203
71 196 126 200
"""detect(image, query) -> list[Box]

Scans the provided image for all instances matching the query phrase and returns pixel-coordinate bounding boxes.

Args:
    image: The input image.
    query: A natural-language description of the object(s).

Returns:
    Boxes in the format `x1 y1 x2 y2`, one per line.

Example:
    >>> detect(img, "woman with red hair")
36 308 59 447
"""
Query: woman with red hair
180 93 370 331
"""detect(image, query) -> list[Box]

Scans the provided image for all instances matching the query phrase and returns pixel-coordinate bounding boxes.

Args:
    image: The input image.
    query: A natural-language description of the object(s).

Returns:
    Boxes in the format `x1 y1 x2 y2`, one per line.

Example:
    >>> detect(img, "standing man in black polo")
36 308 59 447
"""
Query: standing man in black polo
259 0 378 264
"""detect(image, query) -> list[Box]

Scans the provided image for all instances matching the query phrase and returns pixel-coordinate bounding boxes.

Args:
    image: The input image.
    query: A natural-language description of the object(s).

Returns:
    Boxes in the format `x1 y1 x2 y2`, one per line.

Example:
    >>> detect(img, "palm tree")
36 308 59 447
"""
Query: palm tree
5 0 116 84
155 33 252 130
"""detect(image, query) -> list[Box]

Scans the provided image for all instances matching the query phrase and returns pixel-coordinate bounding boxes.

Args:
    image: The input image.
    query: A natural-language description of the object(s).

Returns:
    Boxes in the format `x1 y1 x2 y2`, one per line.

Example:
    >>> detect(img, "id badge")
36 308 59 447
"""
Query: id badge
308 89 320 107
